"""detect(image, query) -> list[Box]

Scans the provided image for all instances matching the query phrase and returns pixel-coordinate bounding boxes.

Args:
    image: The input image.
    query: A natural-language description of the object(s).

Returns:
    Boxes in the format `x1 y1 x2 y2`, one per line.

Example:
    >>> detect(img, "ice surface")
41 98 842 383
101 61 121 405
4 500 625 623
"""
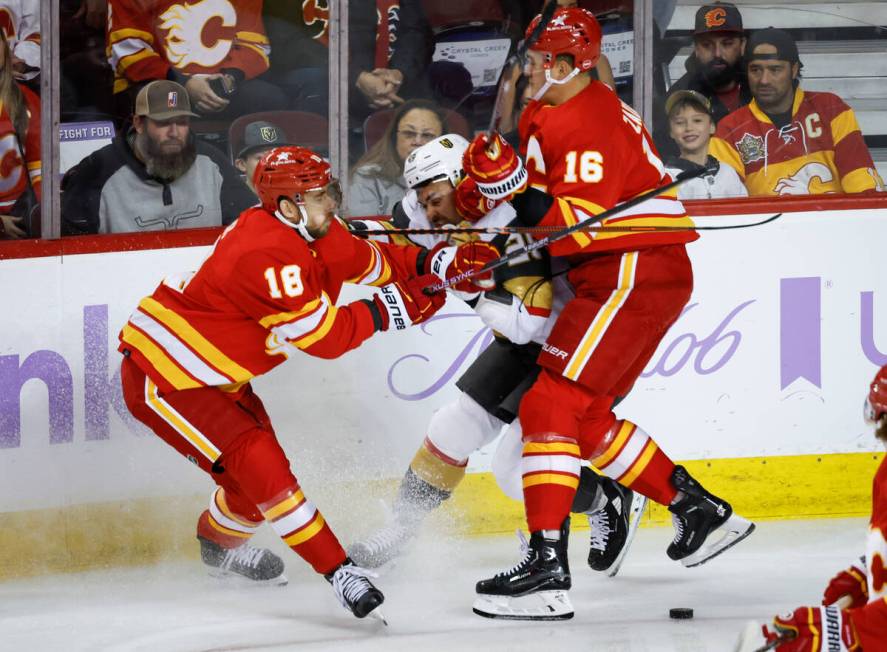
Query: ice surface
0 518 866 652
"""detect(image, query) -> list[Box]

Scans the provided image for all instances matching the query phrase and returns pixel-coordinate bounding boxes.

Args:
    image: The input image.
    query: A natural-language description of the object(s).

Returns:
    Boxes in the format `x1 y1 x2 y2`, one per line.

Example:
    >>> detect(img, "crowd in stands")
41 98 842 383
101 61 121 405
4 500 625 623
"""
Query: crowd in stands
0 0 883 240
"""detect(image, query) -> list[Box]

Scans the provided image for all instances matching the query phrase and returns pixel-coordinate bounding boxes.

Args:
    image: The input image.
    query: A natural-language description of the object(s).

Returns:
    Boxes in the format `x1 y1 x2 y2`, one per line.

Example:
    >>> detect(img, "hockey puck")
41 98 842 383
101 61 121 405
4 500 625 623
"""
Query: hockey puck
669 608 694 619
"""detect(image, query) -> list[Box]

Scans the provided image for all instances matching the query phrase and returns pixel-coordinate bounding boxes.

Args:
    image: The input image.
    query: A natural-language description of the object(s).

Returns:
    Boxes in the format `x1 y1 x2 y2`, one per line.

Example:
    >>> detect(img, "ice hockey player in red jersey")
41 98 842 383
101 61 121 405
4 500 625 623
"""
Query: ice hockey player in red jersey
745 365 887 651
347 135 646 579
116 146 494 621
465 7 754 620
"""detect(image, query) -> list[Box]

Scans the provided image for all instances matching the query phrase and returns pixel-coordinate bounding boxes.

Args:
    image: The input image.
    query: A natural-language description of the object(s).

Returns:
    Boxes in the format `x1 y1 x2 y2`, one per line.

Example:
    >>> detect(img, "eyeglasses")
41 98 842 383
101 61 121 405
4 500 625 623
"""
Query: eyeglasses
397 130 439 143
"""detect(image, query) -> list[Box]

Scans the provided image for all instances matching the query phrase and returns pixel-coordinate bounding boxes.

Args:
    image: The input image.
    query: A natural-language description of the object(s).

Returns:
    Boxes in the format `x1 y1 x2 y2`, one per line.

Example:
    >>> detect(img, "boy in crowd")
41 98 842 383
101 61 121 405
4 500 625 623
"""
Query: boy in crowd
664 90 747 200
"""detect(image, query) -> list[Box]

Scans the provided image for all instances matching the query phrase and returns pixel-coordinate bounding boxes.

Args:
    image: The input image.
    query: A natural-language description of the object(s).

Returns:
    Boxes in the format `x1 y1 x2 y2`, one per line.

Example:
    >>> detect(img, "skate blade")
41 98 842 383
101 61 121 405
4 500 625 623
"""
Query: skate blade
682 514 755 568
607 493 648 578
207 569 289 587
472 590 574 621
367 606 388 626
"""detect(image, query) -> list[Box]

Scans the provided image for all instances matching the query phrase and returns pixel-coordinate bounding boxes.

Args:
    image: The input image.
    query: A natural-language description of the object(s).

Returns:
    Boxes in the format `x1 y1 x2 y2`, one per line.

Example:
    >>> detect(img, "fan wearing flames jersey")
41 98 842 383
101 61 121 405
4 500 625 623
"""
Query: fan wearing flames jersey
739 366 887 652
710 28 884 197
463 7 754 620
107 0 286 119
116 146 495 620
0 26 39 239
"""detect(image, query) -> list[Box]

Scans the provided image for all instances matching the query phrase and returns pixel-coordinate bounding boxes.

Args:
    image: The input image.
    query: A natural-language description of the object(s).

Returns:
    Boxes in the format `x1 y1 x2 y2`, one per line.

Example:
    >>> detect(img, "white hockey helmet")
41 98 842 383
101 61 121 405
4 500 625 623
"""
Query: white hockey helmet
403 134 469 189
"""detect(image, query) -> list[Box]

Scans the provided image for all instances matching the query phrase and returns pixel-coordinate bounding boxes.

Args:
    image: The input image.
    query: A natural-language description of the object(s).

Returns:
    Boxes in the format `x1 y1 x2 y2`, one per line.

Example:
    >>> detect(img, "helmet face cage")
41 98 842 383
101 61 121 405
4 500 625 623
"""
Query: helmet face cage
253 147 332 213
526 7 602 73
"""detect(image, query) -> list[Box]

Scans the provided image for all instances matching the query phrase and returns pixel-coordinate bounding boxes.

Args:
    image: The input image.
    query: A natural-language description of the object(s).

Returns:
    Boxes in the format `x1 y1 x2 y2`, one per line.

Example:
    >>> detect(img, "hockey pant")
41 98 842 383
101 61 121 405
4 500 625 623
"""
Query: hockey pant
519 245 693 532
120 356 346 574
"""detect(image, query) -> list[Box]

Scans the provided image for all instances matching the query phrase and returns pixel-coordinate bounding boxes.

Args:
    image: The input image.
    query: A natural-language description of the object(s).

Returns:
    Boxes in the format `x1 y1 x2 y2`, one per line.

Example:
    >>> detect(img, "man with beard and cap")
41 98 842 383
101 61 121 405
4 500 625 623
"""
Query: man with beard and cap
61 80 255 235
710 28 885 196
668 2 750 125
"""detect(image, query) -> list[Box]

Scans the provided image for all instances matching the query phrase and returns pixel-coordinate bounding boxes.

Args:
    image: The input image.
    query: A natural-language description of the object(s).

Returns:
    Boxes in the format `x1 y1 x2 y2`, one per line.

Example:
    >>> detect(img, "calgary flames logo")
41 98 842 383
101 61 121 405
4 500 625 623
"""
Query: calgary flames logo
159 0 236 69
773 162 834 195
303 0 330 46
704 8 727 28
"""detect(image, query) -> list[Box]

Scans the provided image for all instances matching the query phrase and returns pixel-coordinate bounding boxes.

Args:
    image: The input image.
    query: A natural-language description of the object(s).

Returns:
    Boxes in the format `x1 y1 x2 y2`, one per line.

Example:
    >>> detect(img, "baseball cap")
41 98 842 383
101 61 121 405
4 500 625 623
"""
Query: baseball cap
237 121 290 160
746 28 802 65
134 80 197 120
694 3 743 35
665 89 713 117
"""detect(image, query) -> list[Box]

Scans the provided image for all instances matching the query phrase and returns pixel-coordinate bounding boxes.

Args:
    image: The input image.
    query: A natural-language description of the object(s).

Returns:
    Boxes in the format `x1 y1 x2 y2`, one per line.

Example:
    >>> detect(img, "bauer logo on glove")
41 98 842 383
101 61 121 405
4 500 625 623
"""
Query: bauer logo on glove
425 241 499 294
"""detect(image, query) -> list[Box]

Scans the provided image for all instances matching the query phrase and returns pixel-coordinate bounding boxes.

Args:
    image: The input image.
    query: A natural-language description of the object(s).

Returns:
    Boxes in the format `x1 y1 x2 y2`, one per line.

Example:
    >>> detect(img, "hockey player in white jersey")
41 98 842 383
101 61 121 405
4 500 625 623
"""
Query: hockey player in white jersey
347 134 646 577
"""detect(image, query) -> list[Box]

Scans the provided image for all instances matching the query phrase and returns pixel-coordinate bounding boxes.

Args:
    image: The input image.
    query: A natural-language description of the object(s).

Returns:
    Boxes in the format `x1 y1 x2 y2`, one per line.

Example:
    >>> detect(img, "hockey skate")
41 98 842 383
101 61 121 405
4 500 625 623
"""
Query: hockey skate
473 519 573 620
199 536 288 585
325 559 386 622
586 476 648 577
347 517 414 569
667 465 755 567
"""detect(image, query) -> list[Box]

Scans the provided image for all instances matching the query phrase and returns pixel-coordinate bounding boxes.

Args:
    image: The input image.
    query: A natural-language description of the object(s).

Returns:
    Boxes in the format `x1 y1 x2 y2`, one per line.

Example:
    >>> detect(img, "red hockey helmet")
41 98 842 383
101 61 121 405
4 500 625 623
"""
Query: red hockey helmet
526 7 602 72
865 365 887 424
253 146 331 213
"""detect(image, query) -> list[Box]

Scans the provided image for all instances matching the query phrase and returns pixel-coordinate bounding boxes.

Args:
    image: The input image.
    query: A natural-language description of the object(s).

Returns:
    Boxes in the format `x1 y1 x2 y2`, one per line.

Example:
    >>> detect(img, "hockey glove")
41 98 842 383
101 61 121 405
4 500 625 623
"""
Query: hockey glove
463 132 527 200
425 240 498 294
368 273 446 331
762 606 859 652
454 176 504 222
822 560 869 609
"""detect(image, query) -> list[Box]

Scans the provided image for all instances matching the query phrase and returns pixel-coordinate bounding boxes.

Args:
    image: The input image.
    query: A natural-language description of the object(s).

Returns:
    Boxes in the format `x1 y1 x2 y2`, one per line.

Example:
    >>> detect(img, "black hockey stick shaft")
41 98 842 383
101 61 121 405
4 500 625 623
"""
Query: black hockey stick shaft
487 0 557 134
359 212 782 237
426 167 706 293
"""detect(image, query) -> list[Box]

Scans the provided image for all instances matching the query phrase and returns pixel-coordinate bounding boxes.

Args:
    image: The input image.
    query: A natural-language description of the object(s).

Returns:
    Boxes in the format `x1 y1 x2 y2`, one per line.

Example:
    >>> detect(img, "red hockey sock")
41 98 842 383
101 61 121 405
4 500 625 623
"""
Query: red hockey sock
589 420 677 505
196 487 263 548
261 488 346 575
521 438 581 532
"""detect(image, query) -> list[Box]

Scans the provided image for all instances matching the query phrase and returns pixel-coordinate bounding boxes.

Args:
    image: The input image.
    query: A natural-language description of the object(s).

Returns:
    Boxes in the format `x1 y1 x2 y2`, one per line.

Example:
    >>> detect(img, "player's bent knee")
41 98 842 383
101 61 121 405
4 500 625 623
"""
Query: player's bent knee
426 392 505 462
217 427 299 506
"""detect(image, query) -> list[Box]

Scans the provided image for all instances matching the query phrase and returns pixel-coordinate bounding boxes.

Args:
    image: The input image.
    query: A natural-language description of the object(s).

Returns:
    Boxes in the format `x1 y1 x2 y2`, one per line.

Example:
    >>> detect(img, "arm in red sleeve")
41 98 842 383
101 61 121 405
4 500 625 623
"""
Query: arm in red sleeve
107 0 170 84
222 0 270 79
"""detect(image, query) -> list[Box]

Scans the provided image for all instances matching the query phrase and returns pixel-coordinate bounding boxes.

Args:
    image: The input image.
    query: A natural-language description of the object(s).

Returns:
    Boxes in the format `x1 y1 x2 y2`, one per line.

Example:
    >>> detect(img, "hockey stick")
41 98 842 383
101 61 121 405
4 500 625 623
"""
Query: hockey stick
425 167 707 293
357 213 782 238
487 0 557 134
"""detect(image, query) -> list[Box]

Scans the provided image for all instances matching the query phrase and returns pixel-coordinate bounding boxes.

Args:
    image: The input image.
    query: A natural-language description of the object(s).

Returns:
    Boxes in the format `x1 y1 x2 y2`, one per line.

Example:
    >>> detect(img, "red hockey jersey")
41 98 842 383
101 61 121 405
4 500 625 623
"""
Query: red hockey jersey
118 208 422 395
108 0 271 94
0 84 40 211
518 81 697 259
710 89 885 196
850 455 887 650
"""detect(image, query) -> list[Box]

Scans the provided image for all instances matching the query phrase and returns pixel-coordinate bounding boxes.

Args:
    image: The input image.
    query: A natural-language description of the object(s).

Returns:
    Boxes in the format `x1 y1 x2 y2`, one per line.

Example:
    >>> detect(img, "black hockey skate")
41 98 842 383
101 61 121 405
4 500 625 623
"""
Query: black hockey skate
473 519 573 620
667 465 755 567
586 476 647 577
325 558 386 622
199 536 287 585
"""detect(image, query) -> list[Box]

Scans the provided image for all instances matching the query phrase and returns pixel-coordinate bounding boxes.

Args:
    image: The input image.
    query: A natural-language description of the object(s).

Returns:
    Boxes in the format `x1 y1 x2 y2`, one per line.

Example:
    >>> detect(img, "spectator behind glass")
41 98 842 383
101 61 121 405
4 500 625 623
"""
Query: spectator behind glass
348 100 446 217
61 80 255 235
0 28 40 240
710 28 885 197
664 90 746 200
107 0 286 123
0 0 40 82
234 120 290 194
667 3 750 125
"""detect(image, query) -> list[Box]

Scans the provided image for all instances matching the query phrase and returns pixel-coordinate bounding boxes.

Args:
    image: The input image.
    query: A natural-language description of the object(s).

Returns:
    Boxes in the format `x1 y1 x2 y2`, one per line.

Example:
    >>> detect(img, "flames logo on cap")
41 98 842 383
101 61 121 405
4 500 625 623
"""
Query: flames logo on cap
704 8 727 28
167 91 178 108
260 126 278 142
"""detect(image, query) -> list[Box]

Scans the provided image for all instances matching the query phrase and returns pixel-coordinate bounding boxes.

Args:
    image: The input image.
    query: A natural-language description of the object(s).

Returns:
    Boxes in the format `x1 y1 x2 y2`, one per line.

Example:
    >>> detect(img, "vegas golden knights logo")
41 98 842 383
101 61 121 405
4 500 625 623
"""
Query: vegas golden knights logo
439 138 453 148
260 126 278 142
704 8 727 28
